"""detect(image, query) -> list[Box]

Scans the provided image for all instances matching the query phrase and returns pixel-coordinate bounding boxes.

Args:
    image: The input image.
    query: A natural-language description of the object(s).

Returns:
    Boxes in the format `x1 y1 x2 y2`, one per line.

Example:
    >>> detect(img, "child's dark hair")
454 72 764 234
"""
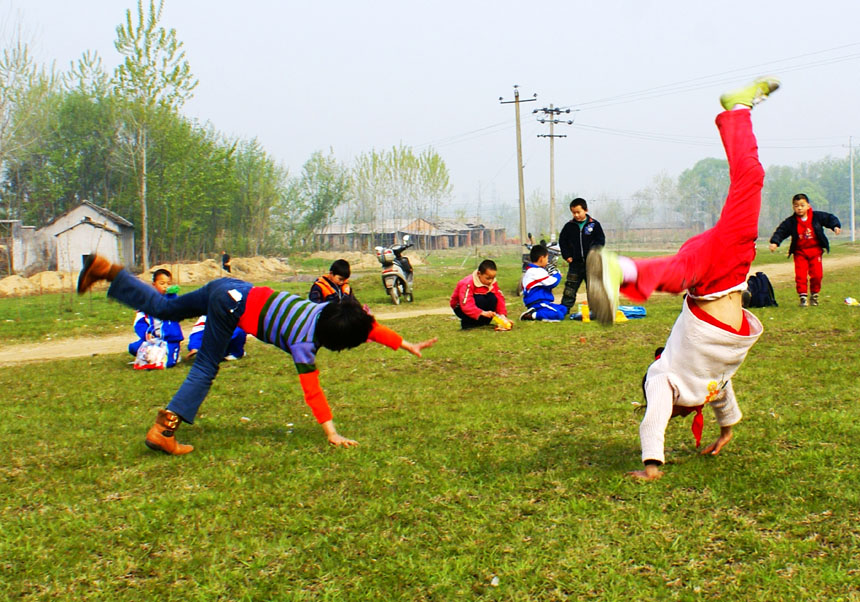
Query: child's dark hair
329 259 351 279
316 297 374 351
478 259 497 273
792 193 809 204
570 197 588 211
529 245 548 263
152 268 172 282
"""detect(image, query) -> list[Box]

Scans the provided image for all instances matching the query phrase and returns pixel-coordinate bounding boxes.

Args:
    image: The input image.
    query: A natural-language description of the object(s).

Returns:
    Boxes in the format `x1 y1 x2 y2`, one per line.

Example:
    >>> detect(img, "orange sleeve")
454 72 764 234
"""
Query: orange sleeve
367 321 403 350
298 370 332 424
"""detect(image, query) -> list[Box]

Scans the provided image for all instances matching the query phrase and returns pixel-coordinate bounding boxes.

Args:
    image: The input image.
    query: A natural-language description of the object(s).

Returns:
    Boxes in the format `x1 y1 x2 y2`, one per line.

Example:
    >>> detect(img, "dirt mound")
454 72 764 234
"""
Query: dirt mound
0 275 37 297
28 271 77 293
0 256 295 297
149 256 293 285
309 250 423 270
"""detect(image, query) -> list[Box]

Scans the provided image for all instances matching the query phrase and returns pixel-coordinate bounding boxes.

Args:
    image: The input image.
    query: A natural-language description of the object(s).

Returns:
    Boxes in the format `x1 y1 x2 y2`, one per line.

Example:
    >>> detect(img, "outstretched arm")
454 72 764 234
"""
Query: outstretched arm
368 322 437 357
769 217 792 250
400 337 438 357
297 369 357 448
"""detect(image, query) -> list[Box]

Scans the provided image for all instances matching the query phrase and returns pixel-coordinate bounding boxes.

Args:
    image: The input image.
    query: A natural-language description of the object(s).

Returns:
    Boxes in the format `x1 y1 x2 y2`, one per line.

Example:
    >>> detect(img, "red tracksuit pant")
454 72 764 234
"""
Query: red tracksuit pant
621 109 764 301
793 247 823 295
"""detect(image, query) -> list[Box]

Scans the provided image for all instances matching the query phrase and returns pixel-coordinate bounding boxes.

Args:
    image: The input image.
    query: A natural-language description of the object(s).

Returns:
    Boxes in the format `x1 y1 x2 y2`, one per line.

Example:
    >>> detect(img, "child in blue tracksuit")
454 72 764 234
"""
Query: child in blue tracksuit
186 315 247 360
128 269 184 367
520 245 569 321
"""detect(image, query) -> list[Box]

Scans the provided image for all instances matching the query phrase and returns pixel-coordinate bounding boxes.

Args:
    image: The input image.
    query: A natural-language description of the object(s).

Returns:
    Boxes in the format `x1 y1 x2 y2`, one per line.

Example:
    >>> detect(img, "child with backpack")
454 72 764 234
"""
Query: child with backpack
768 193 841 306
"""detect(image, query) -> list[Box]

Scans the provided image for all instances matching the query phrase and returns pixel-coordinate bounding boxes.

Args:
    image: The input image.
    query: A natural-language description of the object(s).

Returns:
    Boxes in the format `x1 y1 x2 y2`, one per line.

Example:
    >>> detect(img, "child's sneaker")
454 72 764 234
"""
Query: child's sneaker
720 77 780 111
586 246 622 325
519 307 537 321
799 294 808 307
810 293 820 306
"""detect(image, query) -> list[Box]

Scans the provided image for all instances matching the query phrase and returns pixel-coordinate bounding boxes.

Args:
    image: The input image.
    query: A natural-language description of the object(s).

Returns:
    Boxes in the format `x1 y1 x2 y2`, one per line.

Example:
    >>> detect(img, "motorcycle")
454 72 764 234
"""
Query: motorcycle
516 238 561 296
375 235 414 305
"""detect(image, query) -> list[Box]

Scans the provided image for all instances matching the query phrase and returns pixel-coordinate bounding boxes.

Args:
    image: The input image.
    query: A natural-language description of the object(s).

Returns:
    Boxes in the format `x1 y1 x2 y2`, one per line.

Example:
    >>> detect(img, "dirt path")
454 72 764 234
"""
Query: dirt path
0 306 455 367
3 253 859 368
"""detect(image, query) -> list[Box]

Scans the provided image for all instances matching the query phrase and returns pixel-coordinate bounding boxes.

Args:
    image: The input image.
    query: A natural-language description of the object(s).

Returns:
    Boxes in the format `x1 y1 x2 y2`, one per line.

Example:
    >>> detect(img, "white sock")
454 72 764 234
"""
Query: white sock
618 256 637 283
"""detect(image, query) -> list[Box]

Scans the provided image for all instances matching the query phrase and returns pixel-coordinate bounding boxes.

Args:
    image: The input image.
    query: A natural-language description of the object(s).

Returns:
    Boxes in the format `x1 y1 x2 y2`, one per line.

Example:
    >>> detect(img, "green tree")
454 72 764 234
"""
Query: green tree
112 0 197 270
235 138 286 255
0 37 57 220
677 158 729 228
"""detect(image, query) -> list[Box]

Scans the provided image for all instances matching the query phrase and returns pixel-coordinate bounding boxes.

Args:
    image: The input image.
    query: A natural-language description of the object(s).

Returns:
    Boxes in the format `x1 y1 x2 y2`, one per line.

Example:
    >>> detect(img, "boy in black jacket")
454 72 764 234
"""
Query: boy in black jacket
558 197 605 310
768 193 841 306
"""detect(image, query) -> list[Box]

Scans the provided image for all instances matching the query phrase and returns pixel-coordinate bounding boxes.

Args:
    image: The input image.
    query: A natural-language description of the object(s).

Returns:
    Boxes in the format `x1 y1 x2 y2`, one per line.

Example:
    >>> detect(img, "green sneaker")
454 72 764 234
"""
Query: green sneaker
720 77 780 111
586 246 622 325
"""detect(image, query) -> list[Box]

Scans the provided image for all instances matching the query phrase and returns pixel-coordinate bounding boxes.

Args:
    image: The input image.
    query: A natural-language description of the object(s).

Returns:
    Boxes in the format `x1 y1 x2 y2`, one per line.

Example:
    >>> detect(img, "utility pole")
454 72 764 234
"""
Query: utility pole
500 85 537 244
535 104 573 240
851 136 856 242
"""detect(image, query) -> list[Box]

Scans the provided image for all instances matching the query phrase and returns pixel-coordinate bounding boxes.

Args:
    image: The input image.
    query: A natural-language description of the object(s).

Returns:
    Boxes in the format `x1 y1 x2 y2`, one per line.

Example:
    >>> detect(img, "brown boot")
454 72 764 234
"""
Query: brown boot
77 254 121 294
145 409 194 455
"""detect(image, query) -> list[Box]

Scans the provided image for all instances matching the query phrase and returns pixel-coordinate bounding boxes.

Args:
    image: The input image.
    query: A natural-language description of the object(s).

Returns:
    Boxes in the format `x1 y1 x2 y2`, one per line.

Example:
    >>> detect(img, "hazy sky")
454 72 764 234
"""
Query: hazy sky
6 0 860 216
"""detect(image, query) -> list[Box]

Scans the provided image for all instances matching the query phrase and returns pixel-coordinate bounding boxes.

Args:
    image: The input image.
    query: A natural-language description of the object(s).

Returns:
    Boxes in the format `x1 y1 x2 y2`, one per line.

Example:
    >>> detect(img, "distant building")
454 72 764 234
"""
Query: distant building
314 218 506 251
5 201 134 274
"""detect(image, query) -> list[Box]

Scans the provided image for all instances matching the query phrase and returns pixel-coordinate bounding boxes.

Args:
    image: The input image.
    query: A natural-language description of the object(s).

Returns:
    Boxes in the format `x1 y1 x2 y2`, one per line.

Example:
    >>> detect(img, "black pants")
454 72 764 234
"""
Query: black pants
561 261 586 308
454 292 498 329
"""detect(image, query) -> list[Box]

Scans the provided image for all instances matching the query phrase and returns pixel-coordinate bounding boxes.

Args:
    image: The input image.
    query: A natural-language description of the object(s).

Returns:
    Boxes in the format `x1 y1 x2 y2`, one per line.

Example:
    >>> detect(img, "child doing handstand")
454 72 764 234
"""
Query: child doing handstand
585 77 780 480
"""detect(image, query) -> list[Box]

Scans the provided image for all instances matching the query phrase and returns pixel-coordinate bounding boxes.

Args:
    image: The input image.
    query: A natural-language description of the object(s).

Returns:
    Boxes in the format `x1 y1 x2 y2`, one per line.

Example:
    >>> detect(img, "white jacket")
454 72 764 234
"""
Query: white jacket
640 299 763 463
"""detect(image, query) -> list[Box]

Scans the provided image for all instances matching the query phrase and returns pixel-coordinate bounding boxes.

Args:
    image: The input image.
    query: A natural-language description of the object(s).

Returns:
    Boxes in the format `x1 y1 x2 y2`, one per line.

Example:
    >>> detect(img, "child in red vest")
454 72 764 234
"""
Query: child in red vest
768 194 841 306
309 259 354 303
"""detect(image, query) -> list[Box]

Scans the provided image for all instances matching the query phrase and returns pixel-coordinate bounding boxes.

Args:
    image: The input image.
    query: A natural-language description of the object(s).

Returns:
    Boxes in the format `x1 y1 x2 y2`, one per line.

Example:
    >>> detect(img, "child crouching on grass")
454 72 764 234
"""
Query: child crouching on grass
585 77 779 480
520 244 569 322
450 259 510 330
78 255 437 455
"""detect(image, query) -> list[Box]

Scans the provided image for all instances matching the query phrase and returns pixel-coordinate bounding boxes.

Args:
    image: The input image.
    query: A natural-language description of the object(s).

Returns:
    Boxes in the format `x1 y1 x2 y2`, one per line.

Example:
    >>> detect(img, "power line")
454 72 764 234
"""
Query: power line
559 42 860 111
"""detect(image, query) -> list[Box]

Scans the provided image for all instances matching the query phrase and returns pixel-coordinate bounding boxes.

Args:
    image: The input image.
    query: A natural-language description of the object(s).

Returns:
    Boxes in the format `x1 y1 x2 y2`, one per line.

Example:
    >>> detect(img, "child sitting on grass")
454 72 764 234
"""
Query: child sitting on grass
78 255 437 455
768 193 841 307
520 244 569 322
585 77 779 480
450 259 510 329
128 268 184 368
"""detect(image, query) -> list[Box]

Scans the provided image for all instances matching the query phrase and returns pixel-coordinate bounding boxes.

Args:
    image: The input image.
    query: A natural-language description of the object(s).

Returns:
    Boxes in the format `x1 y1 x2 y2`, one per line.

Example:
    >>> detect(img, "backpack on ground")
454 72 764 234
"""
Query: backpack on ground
743 271 777 308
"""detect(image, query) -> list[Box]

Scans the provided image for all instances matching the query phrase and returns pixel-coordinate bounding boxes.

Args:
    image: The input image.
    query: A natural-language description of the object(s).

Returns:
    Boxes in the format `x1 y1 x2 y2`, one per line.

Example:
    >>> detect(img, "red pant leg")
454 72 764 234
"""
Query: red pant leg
793 253 809 295
621 109 764 301
808 251 823 293
793 248 823 294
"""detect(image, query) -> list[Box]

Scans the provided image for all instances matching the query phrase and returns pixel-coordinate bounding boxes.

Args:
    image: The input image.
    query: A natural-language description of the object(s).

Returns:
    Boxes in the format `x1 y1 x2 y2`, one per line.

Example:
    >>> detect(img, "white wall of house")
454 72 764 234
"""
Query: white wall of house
56 223 121 273
10 202 134 274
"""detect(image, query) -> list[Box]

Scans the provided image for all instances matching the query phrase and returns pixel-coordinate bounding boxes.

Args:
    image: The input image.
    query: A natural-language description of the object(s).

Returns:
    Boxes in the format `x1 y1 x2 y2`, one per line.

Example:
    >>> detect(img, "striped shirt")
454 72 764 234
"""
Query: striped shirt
244 290 327 374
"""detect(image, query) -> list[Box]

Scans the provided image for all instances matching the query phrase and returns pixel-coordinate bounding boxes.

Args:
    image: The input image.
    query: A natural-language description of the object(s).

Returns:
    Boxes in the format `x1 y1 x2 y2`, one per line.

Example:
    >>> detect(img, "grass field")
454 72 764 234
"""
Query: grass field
2 245 860 600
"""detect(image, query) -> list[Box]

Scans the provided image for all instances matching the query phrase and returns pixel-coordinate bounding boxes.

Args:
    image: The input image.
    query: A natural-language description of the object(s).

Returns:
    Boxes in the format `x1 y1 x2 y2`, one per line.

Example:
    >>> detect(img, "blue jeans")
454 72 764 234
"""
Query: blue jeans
108 270 253 423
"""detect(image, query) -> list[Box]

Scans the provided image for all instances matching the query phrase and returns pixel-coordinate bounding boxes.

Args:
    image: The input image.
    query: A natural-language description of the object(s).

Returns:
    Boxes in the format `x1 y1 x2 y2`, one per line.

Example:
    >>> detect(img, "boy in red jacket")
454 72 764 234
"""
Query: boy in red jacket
450 259 509 329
